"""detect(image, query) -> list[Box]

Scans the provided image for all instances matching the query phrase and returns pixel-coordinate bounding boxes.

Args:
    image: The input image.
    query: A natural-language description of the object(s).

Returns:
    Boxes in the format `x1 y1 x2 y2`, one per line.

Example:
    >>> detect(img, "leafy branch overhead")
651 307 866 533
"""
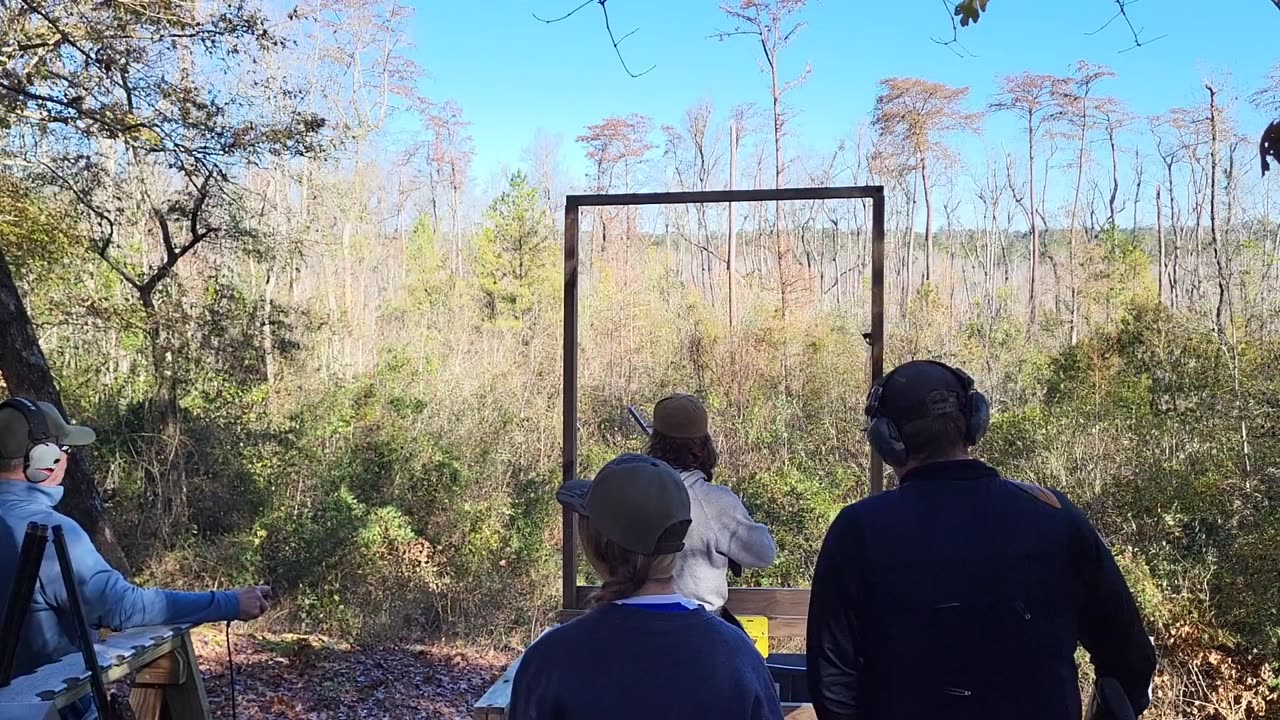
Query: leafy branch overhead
953 0 989 27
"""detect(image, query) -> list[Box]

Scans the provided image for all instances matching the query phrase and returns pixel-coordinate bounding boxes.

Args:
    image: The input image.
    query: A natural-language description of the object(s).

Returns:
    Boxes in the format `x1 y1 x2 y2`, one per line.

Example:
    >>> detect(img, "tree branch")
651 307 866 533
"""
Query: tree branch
932 0 977 57
1086 0 1168 52
532 0 593 23
536 0 654 78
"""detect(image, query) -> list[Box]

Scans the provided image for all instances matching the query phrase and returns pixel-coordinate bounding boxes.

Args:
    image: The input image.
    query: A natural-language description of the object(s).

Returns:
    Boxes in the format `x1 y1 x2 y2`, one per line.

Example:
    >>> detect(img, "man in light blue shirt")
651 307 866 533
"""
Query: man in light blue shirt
0 398 271 717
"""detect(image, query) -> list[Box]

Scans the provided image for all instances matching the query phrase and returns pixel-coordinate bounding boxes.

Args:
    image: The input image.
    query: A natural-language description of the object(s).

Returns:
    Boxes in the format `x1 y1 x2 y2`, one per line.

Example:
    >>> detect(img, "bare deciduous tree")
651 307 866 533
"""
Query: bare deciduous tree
872 77 982 293
714 0 812 320
990 72 1061 328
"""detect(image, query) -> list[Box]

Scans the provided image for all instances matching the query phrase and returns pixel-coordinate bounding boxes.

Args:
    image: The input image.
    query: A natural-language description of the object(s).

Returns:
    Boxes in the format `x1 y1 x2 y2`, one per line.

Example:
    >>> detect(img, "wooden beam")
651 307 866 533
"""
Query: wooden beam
558 608 807 638
575 586 811 618
566 185 885 207
471 628 552 720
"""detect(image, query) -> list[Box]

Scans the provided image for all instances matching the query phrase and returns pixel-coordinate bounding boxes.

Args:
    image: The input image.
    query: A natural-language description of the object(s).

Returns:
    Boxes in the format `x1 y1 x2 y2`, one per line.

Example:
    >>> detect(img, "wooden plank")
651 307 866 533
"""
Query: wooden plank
725 588 810 618
472 628 553 718
0 624 192 709
559 608 806 639
129 684 164 720
574 586 811 619
782 703 817 720
161 632 210 719
566 186 884 207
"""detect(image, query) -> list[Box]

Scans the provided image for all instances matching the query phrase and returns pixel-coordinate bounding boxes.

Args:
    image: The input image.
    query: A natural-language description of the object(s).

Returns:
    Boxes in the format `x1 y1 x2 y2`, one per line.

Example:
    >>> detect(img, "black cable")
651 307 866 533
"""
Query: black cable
225 621 237 720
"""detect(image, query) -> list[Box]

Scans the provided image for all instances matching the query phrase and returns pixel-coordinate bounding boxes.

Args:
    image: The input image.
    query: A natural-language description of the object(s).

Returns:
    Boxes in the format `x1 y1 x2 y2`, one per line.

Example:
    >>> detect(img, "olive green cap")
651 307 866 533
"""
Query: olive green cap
652 394 709 439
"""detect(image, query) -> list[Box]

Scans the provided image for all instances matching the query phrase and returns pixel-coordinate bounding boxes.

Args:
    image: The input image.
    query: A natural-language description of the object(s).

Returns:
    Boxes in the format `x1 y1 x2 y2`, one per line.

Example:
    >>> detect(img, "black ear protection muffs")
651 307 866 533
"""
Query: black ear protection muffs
1 398 64 483
863 361 990 467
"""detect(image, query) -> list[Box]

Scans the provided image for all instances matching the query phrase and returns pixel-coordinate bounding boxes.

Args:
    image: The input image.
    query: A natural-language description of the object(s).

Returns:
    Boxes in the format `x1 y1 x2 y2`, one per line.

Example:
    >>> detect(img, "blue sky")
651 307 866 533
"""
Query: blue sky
409 0 1278 208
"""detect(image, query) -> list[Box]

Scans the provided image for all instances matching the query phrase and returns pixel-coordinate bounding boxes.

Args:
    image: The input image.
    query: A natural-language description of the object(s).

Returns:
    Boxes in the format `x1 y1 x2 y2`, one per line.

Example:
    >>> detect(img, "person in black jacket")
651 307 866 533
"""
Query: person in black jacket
806 360 1157 720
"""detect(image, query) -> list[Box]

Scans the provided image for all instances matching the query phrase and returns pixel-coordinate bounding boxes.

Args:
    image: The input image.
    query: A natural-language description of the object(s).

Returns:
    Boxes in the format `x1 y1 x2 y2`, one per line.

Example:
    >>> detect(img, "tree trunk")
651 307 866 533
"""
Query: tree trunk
921 153 933 285
728 122 738 328
1157 184 1166 305
1068 120 1086 345
140 289 184 536
1207 84 1227 336
0 247 128 571
772 67 788 322
1108 124 1120 228
263 267 278 386
1027 115 1040 327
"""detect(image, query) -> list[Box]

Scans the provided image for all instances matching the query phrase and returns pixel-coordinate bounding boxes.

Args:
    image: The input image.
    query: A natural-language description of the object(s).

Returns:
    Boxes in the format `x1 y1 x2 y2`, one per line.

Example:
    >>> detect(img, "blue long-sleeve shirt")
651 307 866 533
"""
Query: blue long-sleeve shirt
0 481 239 679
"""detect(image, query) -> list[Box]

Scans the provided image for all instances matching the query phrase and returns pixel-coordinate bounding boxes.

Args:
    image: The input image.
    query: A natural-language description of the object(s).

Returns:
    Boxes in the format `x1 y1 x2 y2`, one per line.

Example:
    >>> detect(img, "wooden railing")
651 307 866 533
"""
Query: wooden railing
0 623 210 720
562 586 811 638
473 587 816 719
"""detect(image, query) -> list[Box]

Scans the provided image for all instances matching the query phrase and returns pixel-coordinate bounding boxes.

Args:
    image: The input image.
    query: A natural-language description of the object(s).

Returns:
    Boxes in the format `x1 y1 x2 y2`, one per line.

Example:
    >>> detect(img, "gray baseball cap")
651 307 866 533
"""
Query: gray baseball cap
0 399 96 460
556 453 692 556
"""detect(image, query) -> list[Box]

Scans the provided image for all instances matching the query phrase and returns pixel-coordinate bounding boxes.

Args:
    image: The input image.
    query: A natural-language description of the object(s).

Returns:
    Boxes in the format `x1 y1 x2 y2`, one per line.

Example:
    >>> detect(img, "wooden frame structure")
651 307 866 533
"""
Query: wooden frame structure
475 185 887 719
560 185 887 613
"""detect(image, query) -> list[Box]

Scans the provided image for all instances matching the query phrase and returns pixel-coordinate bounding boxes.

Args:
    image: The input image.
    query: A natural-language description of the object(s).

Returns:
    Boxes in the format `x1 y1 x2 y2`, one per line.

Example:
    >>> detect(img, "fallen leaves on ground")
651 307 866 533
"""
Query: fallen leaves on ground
189 627 515 719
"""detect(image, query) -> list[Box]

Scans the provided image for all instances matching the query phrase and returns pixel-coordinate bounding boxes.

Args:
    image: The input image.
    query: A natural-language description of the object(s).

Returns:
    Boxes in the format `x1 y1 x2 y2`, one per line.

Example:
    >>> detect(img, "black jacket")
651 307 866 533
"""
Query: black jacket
806 459 1156 720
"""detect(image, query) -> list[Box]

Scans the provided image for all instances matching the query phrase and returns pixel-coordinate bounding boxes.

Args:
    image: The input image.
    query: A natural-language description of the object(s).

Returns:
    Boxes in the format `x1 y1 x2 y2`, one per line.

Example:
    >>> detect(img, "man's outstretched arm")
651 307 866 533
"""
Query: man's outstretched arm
806 508 861 720
50 521 249 630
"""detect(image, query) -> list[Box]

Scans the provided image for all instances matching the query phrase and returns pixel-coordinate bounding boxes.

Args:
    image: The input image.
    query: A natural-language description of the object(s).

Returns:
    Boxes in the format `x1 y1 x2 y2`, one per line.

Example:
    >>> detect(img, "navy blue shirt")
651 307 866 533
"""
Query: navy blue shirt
806 460 1157 720
509 601 783 720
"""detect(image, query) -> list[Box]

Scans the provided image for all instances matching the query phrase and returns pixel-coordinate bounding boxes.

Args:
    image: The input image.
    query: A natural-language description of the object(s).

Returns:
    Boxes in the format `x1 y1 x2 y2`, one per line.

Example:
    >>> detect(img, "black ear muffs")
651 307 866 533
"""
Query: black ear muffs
1 398 62 484
863 362 990 466
864 381 909 467
937 364 989 447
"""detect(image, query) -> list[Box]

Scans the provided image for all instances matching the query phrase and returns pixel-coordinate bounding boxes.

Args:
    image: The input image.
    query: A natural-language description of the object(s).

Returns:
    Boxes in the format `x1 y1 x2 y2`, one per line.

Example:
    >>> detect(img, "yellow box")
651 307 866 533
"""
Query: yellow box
738 614 769 657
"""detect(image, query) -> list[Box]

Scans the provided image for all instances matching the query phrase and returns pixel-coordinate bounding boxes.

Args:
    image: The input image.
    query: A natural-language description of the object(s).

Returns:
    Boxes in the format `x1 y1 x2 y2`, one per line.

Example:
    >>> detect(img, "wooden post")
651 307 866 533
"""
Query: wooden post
562 200 580 612
870 190 886 494
128 632 211 720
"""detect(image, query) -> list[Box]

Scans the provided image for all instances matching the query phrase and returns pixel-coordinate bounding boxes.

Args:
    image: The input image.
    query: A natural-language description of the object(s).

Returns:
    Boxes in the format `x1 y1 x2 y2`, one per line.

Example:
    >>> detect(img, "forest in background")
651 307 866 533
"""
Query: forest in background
2 1 1279 718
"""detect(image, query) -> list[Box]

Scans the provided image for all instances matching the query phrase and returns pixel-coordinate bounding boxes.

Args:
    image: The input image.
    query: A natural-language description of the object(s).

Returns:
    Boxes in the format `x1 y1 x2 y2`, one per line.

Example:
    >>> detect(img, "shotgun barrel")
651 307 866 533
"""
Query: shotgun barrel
51 525 111 719
0 523 48 687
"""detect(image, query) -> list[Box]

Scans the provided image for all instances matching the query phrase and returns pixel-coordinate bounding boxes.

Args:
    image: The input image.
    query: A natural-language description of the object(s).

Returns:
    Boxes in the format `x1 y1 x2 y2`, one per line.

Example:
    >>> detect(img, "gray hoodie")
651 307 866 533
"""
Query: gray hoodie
673 469 778 611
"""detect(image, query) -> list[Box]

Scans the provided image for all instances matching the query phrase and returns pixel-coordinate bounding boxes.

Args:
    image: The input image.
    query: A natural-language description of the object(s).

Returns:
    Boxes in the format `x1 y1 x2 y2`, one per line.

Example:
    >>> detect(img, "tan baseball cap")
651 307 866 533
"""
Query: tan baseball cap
652 394 709 438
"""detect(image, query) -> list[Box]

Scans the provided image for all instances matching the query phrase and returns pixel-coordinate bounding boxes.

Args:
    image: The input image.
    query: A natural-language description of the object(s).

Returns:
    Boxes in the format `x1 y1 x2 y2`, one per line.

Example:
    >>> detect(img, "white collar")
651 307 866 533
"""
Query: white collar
614 593 700 609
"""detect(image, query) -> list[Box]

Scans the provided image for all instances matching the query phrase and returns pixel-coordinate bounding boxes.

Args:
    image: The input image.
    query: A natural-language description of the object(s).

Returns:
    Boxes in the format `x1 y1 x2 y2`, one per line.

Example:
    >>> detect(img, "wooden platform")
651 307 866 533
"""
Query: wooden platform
0 623 210 719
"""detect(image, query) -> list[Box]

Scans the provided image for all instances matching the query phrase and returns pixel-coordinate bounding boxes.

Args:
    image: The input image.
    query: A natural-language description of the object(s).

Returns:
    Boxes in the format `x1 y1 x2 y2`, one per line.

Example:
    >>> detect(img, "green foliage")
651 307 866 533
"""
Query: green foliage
472 171 557 325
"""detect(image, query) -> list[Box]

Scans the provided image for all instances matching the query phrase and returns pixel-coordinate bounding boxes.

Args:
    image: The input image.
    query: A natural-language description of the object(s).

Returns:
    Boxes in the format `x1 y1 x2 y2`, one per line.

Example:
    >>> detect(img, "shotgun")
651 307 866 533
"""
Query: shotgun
1085 677 1138 720
627 405 652 436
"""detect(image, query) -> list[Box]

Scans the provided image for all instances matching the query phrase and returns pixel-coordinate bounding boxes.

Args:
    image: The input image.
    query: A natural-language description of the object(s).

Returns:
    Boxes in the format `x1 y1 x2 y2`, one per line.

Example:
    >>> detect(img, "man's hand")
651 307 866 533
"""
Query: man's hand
235 585 273 621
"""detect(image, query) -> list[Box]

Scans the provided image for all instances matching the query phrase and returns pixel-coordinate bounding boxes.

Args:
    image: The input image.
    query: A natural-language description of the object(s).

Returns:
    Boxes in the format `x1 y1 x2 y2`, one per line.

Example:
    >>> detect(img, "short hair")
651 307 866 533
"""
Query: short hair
645 431 718 482
0 457 22 474
899 411 968 464
578 515 678 607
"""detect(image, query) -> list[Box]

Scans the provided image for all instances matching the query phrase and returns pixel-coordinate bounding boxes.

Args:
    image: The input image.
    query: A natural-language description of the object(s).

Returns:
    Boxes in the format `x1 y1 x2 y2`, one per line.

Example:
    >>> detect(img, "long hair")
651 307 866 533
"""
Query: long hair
578 516 678 607
646 431 718 482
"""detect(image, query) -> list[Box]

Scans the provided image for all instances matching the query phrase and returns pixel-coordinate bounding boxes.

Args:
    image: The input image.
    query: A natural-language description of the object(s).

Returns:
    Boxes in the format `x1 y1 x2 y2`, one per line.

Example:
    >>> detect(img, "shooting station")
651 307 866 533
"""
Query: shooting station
473 185 887 719
0 523 212 720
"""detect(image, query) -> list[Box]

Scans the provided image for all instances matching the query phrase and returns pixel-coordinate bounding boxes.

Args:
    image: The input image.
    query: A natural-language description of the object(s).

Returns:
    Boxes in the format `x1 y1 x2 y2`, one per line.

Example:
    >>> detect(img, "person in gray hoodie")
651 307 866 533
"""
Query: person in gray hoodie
646 394 777 628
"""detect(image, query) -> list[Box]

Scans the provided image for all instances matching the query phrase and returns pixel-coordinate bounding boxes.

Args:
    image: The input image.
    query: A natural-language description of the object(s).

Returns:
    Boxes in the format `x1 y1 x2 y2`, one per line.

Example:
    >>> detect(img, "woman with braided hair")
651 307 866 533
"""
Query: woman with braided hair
507 454 781 720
